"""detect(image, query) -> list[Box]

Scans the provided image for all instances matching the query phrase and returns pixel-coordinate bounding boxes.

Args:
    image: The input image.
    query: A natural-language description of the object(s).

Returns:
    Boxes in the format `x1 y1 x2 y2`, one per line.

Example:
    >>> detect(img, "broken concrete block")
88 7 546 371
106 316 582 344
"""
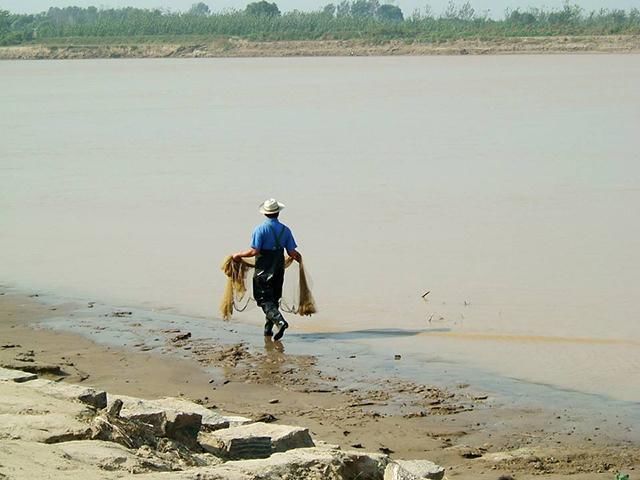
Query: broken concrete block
384 459 445 480
341 449 389 479
0 412 91 444
151 397 251 430
208 422 314 453
107 395 202 448
199 422 314 459
58 440 147 472
136 465 252 479
200 431 272 459
141 447 351 479
222 447 386 480
21 379 107 409
0 381 92 444
0 366 37 383
0 440 112 479
108 395 250 434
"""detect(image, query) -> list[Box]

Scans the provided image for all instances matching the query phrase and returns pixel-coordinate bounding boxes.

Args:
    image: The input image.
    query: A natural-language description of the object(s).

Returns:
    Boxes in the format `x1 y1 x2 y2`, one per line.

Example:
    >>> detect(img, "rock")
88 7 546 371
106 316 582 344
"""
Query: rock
341 449 389 479
201 432 272 459
200 422 314 458
152 397 251 429
0 439 187 478
58 440 156 472
253 413 277 423
0 412 92 444
1 362 65 376
21 378 107 409
172 332 191 342
108 395 250 434
0 440 118 479
0 381 92 444
138 447 388 480
107 395 202 448
453 445 484 458
384 459 446 480
0 366 37 383
137 466 252 479
482 447 539 463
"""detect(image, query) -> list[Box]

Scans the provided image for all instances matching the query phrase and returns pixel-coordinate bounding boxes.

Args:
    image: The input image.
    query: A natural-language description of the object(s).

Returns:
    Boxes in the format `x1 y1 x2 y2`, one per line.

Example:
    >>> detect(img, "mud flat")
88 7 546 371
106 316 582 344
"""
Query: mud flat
1 35 639 60
0 289 639 479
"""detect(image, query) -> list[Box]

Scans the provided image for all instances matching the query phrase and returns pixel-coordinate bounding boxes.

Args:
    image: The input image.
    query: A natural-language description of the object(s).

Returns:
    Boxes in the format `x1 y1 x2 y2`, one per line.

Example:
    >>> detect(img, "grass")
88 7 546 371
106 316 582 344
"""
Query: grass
1 4 640 47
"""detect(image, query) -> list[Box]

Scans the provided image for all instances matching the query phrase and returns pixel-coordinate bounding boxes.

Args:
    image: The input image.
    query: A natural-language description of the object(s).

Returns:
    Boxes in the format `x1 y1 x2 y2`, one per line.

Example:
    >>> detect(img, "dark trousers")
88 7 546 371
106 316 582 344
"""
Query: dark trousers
253 249 287 333
261 301 287 333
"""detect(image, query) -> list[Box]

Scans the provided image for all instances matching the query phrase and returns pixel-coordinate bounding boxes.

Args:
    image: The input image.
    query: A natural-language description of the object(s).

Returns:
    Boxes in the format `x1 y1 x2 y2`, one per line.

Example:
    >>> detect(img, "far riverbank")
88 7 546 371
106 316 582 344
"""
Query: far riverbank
1 35 639 59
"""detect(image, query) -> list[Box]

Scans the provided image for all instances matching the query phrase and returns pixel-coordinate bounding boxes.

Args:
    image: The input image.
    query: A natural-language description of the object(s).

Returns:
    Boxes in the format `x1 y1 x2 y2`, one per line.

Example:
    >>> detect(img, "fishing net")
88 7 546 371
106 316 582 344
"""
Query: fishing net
220 256 317 320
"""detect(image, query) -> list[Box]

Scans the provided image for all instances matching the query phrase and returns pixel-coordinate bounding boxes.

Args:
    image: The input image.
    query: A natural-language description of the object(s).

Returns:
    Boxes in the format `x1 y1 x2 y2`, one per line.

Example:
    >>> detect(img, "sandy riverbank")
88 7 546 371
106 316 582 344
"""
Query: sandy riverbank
1 35 639 60
1 289 638 479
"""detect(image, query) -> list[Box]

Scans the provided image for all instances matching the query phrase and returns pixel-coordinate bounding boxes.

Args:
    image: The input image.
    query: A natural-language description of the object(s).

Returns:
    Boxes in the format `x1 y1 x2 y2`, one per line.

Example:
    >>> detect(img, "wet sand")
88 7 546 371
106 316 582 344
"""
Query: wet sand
1 289 638 479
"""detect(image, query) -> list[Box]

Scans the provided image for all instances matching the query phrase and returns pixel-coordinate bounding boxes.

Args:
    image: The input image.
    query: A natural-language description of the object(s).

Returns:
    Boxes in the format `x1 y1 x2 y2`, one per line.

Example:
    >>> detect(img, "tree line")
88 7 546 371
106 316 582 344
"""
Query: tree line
1 1 639 46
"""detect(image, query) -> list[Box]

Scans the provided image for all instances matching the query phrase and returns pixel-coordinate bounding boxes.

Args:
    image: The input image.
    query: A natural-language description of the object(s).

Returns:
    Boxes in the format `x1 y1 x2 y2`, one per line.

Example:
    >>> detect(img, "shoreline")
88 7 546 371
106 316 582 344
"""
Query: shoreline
1 35 639 60
1 286 639 478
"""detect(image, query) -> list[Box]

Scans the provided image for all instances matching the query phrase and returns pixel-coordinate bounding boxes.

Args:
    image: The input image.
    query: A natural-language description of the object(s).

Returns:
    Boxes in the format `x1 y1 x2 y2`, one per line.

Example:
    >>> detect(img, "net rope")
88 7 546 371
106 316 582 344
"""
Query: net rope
220 256 317 320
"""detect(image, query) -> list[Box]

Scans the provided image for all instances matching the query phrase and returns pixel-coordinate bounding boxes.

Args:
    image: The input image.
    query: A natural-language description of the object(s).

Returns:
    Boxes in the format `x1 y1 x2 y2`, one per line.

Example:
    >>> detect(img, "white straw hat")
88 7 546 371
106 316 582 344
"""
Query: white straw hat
259 198 285 215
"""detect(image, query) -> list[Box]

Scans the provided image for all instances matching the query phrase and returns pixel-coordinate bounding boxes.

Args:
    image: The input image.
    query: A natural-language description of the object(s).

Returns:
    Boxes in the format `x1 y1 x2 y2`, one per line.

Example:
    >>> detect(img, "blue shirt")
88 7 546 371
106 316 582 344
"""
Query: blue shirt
251 218 297 252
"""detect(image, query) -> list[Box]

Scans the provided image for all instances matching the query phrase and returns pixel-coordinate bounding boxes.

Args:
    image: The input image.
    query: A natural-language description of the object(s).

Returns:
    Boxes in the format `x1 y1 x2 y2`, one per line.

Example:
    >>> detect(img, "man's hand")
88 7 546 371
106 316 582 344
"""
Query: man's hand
288 249 302 263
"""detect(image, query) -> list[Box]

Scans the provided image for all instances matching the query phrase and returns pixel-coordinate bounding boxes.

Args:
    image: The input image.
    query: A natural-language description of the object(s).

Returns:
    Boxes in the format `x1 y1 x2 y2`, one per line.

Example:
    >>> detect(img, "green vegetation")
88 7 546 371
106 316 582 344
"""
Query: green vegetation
1 1 639 47
245 1 281 17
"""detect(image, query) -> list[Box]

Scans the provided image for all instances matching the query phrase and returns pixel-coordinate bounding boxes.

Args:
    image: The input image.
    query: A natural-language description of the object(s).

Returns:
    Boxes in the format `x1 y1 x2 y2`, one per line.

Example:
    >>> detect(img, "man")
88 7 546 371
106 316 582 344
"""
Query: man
233 198 301 341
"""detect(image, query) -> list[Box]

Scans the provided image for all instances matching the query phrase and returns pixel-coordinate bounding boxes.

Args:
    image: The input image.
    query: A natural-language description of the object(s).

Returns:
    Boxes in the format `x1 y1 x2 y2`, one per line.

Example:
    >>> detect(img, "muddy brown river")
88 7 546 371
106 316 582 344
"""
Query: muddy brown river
1 55 639 401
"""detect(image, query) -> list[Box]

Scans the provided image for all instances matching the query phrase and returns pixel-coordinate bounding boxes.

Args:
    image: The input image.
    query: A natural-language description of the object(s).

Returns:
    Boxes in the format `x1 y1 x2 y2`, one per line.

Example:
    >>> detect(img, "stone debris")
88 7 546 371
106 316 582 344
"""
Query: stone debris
446 444 486 458
58 440 157 472
200 422 314 458
202 432 272 459
107 395 251 432
106 395 202 448
138 447 389 480
21 378 107 409
1 361 66 376
172 332 192 342
384 459 446 480
0 380 93 444
0 367 444 479
0 366 37 383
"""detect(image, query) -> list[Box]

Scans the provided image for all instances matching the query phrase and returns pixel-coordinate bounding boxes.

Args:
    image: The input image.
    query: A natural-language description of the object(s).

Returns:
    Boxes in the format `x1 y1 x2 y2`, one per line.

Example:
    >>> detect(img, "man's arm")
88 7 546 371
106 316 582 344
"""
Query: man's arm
287 249 302 263
233 248 259 261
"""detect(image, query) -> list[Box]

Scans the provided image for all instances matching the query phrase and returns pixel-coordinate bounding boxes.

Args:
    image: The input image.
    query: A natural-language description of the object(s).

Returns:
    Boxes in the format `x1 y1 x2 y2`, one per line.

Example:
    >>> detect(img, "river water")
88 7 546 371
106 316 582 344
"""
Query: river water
1 55 639 402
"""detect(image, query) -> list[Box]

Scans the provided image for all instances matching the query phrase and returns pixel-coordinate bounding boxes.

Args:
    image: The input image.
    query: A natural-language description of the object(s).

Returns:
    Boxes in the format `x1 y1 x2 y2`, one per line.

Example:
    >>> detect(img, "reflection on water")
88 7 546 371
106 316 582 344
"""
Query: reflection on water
264 336 285 353
297 328 449 340
1 55 639 401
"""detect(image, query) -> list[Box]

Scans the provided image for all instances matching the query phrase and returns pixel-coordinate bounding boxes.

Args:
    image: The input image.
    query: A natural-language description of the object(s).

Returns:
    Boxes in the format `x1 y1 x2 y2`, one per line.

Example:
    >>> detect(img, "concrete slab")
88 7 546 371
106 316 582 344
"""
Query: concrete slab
0 366 37 383
21 378 107 409
200 421 314 457
384 459 446 480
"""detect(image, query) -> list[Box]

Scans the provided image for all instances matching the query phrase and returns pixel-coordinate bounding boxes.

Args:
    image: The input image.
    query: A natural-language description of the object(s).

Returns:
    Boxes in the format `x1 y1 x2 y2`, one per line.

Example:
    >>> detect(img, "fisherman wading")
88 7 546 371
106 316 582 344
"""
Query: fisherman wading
232 199 302 341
